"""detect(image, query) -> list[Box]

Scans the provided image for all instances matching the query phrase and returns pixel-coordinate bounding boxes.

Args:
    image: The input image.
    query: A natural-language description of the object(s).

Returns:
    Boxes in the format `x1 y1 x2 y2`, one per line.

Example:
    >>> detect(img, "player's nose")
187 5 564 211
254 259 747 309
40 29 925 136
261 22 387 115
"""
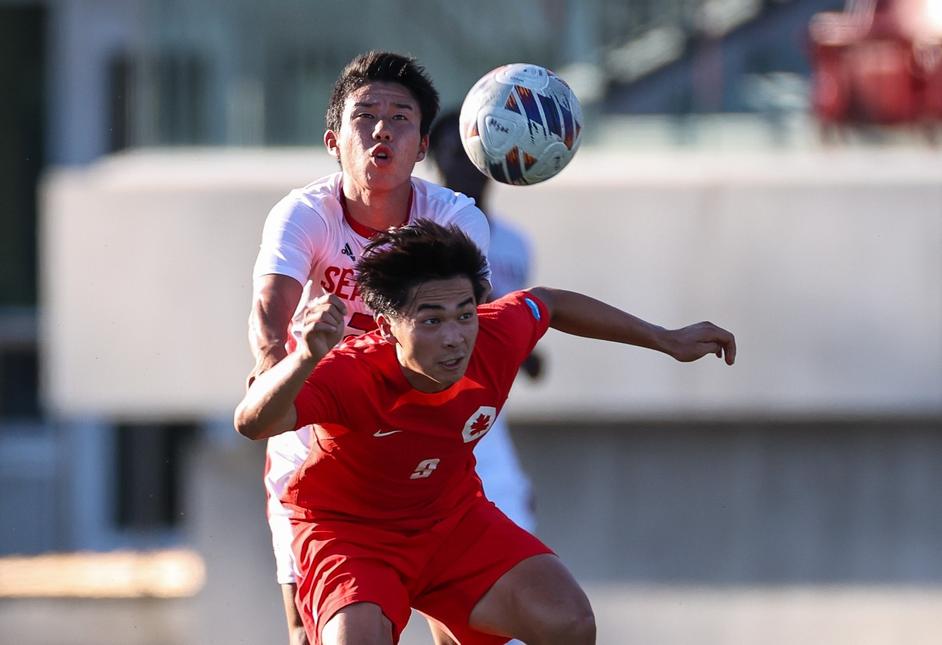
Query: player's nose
372 119 392 141
440 322 463 347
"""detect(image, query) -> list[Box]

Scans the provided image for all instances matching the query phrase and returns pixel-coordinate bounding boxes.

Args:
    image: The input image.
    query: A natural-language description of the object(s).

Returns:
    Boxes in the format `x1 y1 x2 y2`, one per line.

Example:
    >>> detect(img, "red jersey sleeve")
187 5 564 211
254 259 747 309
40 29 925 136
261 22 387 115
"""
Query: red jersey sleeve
291 351 352 429
478 290 550 368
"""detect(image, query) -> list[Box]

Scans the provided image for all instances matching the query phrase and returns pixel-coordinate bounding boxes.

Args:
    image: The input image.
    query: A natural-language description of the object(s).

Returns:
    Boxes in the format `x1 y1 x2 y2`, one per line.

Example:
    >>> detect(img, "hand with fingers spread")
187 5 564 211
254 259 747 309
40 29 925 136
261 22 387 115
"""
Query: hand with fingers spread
664 321 737 365
300 294 348 361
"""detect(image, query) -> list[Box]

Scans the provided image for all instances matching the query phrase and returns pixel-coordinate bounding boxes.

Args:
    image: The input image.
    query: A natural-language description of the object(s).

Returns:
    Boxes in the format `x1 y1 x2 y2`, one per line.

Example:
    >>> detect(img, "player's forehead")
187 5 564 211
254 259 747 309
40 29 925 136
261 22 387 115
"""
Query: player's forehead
343 82 419 115
403 276 476 315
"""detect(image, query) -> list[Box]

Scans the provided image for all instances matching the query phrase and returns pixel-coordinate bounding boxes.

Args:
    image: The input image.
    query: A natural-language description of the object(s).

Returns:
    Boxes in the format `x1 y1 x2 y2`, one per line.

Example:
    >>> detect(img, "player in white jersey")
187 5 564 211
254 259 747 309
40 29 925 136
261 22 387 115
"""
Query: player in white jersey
248 52 488 645
428 111 542 535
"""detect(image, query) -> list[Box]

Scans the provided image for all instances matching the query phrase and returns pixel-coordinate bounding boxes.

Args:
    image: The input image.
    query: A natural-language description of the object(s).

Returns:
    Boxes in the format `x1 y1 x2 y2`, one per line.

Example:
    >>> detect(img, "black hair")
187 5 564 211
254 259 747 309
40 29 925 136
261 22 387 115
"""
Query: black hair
325 51 439 136
356 220 489 317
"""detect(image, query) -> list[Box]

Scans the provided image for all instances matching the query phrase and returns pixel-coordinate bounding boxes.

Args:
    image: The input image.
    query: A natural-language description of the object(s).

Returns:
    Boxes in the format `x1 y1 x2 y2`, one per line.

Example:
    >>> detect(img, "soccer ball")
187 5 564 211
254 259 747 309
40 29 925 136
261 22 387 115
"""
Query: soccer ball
459 63 583 186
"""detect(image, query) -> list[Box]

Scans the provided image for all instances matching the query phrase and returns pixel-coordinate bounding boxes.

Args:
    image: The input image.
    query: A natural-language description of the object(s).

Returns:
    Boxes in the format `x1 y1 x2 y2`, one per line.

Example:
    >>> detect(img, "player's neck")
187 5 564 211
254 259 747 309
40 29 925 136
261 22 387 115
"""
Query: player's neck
342 181 412 231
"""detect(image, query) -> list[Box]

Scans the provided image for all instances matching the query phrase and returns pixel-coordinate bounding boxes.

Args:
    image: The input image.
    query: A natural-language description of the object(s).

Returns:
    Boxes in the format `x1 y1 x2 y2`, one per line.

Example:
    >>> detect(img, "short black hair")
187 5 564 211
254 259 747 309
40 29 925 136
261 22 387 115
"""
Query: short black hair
325 51 439 137
356 220 489 317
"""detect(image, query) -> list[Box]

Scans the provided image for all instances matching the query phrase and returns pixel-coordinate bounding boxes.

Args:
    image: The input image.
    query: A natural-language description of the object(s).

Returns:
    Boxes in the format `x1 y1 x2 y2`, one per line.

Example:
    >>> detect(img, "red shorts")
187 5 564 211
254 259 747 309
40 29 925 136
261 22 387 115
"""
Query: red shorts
292 498 552 645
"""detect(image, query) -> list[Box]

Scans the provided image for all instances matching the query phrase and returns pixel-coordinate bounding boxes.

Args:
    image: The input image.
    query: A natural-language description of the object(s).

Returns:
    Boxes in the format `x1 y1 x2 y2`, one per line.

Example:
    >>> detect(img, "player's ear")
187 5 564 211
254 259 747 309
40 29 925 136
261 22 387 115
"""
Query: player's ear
375 314 395 343
324 130 340 159
415 133 429 162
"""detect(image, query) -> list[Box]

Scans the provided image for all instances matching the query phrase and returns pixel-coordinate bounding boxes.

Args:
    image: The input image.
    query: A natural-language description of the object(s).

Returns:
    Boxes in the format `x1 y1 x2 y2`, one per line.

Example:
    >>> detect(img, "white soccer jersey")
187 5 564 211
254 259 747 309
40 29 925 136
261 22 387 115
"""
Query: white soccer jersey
254 172 491 584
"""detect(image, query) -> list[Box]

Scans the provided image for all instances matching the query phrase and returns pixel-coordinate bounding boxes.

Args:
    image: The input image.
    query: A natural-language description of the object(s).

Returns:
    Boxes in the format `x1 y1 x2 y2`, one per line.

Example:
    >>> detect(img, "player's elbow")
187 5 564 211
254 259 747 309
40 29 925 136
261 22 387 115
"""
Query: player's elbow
233 403 267 441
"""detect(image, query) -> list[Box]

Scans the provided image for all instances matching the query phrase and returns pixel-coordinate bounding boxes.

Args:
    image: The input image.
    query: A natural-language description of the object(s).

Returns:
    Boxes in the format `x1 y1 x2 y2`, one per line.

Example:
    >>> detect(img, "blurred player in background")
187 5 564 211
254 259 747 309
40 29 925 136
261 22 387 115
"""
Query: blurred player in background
429 110 542 536
235 220 737 645
248 52 490 645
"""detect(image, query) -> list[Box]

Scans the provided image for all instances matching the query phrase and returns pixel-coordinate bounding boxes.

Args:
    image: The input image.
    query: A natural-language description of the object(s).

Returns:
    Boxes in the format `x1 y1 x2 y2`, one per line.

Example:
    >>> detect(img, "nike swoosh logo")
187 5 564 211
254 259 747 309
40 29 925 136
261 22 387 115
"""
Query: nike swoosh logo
373 429 403 438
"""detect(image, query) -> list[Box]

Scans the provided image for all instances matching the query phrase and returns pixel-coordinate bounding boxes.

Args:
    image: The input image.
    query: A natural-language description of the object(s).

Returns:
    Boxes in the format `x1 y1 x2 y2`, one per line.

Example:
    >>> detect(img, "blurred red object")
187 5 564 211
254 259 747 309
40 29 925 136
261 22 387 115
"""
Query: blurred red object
809 0 942 126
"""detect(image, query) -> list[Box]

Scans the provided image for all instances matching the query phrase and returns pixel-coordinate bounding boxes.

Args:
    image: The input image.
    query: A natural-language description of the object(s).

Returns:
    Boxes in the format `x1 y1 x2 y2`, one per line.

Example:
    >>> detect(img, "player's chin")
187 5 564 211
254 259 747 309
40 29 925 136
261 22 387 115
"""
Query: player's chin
365 161 411 181
435 357 469 382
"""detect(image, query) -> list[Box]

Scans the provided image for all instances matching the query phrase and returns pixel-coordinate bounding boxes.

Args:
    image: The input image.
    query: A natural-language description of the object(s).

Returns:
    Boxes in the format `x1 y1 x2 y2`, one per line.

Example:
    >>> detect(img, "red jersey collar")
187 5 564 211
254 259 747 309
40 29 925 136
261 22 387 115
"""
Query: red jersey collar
339 182 414 239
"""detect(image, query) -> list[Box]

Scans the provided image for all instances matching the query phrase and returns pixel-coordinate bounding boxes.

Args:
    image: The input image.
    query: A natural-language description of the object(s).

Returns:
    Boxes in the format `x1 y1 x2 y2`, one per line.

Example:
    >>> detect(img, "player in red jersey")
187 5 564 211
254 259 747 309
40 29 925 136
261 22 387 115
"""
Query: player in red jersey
236 220 736 645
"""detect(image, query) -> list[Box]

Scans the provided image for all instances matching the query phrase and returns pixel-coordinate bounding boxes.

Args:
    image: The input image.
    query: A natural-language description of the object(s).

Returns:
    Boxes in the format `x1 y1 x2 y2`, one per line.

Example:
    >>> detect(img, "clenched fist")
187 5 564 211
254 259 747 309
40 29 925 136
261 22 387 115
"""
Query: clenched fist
300 294 348 360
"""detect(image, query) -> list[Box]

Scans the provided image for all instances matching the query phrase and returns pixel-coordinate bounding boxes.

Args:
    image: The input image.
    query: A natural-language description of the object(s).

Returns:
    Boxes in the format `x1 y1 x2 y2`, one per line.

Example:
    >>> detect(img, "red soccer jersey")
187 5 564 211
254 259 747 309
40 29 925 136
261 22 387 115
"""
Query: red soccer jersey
283 290 549 532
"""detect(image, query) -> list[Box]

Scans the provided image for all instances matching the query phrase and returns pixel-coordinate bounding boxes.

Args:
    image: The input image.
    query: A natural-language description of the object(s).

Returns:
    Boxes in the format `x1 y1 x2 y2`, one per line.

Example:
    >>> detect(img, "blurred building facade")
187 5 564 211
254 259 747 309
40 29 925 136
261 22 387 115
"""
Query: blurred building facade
40 0 841 162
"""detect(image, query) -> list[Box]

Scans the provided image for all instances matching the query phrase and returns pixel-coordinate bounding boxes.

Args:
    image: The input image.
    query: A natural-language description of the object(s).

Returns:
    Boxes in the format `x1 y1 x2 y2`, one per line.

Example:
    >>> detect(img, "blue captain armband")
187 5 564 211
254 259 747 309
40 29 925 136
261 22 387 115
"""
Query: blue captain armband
524 297 541 320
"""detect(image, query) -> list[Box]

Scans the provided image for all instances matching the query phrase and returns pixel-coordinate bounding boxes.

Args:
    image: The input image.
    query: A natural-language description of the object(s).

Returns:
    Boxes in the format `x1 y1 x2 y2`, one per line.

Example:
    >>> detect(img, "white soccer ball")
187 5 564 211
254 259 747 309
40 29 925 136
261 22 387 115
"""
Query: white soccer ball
459 63 583 186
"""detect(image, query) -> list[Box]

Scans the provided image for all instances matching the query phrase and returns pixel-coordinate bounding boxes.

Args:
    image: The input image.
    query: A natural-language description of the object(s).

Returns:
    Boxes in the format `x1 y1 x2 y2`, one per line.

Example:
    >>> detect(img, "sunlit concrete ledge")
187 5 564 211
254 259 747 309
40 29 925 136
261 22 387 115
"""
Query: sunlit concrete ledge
0 549 205 599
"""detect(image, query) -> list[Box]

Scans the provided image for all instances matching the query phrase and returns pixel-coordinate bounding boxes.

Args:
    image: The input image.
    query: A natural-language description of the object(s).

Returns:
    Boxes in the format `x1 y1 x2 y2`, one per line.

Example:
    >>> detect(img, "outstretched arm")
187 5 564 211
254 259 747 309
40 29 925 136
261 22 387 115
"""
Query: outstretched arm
528 287 736 365
235 294 347 440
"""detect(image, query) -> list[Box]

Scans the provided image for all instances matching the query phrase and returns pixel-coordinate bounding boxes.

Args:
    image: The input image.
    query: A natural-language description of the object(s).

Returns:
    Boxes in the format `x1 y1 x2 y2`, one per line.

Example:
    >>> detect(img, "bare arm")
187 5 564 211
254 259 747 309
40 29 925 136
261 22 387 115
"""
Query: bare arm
528 287 736 365
235 294 347 440
248 274 305 385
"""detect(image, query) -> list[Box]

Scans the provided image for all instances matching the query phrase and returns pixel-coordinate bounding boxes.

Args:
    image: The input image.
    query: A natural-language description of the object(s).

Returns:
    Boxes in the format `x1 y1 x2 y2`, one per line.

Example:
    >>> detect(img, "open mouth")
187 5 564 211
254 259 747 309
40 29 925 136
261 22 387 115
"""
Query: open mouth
370 145 392 161
440 356 464 369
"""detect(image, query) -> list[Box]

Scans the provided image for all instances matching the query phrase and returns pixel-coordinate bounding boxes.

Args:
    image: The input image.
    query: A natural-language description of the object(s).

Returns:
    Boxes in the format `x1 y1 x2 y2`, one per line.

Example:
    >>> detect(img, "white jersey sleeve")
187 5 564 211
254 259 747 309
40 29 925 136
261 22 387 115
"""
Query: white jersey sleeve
253 182 334 287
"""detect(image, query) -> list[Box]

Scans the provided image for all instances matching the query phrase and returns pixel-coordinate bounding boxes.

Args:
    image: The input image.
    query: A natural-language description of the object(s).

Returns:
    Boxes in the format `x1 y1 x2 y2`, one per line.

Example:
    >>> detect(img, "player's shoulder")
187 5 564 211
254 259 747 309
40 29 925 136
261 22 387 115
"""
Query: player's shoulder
269 172 343 225
476 291 548 358
479 290 545 323
411 176 480 220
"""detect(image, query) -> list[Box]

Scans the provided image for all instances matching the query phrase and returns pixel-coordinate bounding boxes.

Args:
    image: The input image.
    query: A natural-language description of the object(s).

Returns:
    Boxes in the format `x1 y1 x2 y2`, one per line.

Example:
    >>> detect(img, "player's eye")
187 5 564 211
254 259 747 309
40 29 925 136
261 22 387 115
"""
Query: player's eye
458 311 475 321
421 317 440 326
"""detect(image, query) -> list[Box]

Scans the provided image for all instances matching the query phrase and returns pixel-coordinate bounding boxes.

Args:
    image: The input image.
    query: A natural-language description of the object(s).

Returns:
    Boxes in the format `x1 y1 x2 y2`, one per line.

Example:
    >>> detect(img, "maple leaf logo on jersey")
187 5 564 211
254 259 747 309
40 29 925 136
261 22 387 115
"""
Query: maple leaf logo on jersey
340 243 355 262
471 414 491 432
461 405 497 443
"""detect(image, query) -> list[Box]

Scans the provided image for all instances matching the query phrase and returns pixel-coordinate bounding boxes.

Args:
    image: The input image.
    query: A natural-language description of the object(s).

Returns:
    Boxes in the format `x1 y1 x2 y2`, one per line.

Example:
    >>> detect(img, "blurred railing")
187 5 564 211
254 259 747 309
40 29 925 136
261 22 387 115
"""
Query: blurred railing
100 0 810 148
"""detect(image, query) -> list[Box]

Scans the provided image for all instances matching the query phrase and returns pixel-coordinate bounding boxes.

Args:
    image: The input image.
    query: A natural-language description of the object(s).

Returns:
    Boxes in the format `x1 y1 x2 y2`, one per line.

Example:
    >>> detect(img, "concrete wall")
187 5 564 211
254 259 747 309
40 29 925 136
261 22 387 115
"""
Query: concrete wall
514 419 942 585
495 149 942 420
39 148 942 421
